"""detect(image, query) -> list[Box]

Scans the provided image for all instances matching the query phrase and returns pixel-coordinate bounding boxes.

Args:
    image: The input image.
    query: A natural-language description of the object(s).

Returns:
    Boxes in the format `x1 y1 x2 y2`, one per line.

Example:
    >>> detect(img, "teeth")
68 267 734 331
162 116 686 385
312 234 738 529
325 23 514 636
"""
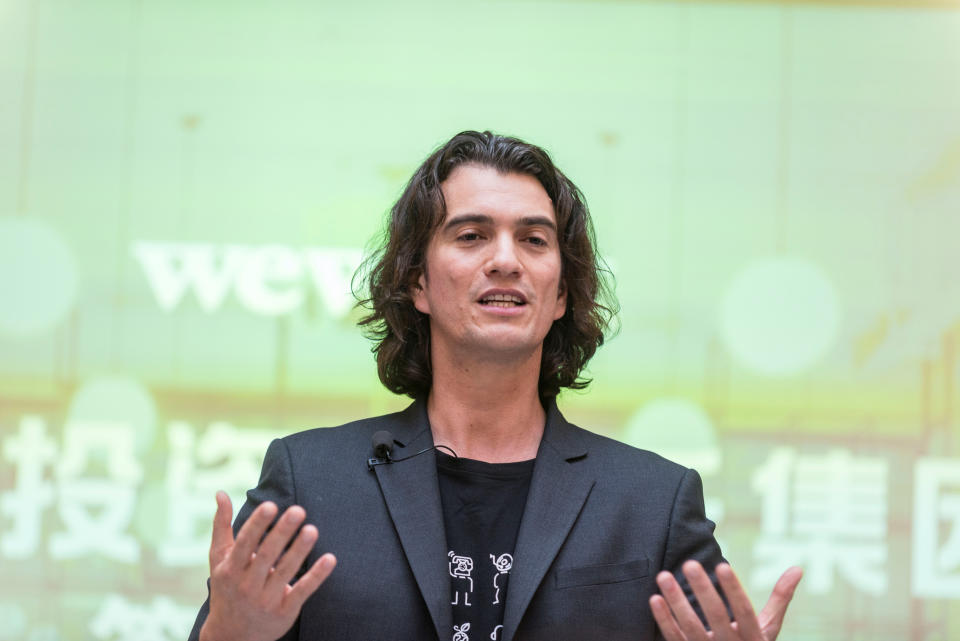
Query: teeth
482 293 523 304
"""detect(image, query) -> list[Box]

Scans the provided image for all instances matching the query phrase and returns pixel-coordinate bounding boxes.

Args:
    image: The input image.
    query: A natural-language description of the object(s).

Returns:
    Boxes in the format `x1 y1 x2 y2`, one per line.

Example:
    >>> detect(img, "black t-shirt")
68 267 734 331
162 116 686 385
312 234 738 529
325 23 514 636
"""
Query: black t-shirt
436 451 535 641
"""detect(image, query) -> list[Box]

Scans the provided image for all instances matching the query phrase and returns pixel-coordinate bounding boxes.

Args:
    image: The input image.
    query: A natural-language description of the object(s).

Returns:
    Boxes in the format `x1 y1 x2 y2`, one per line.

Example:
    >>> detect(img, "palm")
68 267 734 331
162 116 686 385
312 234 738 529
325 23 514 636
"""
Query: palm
200 492 336 641
650 562 803 641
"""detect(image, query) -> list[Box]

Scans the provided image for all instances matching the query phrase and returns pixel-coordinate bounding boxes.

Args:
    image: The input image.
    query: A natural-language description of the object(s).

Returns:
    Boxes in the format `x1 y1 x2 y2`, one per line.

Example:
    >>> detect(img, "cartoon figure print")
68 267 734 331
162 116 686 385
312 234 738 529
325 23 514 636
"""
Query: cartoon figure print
448 551 474 606
490 624 503 640
489 553 513 604
453 623 470 641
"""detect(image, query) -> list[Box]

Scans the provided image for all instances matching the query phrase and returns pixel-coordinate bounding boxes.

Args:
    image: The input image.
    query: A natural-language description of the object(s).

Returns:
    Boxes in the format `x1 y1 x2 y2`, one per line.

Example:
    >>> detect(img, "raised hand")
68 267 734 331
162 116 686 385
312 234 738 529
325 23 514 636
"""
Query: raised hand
649 560 802 641
199 491 337 641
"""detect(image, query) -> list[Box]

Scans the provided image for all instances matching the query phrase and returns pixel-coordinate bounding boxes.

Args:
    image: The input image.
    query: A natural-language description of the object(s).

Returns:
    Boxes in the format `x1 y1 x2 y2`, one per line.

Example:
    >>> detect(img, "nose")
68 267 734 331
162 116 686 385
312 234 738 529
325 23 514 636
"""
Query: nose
486 233 522 277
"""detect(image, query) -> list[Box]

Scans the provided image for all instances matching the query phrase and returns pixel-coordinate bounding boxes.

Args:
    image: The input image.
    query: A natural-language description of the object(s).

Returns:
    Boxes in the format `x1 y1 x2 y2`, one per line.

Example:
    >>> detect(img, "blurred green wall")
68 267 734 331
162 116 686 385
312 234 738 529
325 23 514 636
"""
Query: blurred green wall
1 1 959 639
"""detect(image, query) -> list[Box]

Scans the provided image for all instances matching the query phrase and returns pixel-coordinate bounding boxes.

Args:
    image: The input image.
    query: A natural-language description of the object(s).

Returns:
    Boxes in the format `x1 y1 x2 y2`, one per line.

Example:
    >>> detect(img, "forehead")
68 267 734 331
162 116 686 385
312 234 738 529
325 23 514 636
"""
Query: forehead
439 164 555 224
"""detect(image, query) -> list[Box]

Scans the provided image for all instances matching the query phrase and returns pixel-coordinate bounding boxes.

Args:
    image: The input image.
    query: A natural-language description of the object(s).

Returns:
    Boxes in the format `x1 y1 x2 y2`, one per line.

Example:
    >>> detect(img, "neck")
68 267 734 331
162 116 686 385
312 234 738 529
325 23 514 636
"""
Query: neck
426 344 546 463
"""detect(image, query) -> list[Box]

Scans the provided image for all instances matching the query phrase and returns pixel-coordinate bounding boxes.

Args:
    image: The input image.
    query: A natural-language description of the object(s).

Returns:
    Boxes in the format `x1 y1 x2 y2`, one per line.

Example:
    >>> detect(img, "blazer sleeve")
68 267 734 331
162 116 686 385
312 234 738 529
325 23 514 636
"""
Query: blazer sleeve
186 437 303 641
657 467 728 637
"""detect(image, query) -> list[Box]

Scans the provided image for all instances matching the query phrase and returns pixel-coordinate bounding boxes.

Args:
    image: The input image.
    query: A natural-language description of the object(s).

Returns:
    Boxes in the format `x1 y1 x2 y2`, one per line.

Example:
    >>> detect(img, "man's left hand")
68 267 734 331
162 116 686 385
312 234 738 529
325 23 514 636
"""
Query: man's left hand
649 561 803 641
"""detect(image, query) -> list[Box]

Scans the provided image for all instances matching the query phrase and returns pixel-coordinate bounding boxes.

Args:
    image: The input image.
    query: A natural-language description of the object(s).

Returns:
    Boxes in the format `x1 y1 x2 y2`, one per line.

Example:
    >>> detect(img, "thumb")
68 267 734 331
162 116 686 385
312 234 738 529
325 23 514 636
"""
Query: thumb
758 566 803 639
208 490 235 570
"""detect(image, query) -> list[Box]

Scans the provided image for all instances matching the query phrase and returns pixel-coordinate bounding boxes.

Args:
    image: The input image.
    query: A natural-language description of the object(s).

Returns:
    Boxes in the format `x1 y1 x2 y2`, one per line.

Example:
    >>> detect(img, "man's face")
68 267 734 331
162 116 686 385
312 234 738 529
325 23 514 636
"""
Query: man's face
413 164 567 362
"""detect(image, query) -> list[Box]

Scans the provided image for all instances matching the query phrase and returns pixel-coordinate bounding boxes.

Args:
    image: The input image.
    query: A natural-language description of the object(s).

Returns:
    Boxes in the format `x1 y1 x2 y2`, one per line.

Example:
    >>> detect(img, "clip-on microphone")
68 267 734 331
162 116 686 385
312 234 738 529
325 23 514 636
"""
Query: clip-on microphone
368 429 458 469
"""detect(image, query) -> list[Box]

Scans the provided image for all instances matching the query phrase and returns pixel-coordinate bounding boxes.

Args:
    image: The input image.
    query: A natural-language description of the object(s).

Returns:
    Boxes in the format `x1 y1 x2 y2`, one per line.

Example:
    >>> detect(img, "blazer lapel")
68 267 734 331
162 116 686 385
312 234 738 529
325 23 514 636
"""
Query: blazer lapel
502 402 595 641
372 401 451 640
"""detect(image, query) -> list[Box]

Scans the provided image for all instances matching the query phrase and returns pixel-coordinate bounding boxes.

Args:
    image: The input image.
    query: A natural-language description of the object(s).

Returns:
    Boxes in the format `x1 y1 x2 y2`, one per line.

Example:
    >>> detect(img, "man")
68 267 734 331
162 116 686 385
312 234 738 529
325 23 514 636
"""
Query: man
188 131 802 641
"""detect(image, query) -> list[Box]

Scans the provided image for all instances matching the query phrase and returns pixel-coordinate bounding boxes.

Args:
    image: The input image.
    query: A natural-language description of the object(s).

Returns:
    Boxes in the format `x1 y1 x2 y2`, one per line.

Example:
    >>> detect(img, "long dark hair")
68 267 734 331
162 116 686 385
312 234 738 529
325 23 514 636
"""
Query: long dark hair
355 130 617 400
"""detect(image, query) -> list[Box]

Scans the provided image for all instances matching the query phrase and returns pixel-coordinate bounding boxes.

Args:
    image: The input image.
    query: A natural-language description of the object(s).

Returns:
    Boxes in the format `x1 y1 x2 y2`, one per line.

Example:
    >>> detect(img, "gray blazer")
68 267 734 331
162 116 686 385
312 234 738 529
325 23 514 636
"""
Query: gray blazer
188 400 724 641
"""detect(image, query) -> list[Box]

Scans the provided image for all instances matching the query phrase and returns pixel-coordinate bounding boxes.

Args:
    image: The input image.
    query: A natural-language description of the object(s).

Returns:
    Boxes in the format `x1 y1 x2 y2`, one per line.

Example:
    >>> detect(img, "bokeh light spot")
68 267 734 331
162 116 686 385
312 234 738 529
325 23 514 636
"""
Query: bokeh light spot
624 398 720 475
720 256 840 376
0 601 27 639
0 217 79 336
67 377 158 454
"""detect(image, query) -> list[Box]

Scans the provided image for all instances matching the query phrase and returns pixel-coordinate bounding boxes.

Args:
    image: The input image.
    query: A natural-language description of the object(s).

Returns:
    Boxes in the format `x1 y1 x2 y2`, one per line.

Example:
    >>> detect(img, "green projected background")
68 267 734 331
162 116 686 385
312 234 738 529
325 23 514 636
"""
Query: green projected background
1 1 959 639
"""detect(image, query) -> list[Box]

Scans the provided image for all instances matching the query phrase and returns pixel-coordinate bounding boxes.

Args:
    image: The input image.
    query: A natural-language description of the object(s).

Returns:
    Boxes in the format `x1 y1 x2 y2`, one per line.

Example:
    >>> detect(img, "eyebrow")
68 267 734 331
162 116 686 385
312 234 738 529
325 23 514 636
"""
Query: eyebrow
442 213 557 233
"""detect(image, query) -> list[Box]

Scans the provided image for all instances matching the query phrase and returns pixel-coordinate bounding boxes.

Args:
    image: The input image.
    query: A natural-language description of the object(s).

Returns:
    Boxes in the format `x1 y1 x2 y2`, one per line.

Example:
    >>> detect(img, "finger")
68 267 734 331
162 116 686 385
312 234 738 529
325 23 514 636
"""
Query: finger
656 570 710 641
247 505 307 583
283 553 337 613
683 561 734 641
715 563 763 639
228 500 279 570
757 566 803 637
209 491 234 570
267 522 318 589
649 594 686 641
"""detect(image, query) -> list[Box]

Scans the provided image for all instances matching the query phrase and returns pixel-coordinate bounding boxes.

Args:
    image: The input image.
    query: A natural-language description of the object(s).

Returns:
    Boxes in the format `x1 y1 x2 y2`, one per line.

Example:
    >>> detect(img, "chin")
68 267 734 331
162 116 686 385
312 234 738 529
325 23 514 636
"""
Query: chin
474 334 545 359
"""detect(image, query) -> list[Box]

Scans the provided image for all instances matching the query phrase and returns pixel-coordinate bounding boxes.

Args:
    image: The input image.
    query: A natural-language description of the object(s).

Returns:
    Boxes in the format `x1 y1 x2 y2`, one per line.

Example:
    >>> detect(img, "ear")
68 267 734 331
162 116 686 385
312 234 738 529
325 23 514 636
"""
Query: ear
553 279 568 321
412 272 430 315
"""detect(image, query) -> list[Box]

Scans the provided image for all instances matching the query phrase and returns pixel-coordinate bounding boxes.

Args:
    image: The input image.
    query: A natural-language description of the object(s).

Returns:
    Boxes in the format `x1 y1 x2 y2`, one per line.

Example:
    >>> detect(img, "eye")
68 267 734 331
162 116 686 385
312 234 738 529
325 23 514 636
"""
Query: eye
525 235 549 247
457 231 482 242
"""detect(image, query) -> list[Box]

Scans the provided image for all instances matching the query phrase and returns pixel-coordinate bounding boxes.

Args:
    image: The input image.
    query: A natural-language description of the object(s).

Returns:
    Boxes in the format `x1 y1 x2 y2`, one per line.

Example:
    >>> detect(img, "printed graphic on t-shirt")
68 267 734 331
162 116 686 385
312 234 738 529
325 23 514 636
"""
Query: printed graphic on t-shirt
453 622 471 641
437 452 532 641
447 550 514 639
489 553 513 604
448 551 474 606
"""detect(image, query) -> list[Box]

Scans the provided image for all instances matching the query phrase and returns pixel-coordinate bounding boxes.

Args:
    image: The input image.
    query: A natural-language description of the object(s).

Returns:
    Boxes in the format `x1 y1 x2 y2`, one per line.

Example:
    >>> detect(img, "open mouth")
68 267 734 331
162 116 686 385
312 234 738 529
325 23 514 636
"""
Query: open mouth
479 293 526 308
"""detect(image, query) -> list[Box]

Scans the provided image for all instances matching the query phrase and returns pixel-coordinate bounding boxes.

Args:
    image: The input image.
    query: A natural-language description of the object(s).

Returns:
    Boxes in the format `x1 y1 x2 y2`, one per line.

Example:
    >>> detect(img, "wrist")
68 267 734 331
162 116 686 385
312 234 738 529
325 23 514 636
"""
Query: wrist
199 620 228 641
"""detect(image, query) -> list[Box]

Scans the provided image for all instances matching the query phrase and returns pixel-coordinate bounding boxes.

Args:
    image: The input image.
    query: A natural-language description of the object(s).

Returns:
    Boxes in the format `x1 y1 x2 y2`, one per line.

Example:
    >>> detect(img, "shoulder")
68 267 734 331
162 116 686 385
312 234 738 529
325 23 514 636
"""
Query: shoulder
554 414 694 491
281 412 400 447
274 401 425 465
550 415 714 541
254 405 424 501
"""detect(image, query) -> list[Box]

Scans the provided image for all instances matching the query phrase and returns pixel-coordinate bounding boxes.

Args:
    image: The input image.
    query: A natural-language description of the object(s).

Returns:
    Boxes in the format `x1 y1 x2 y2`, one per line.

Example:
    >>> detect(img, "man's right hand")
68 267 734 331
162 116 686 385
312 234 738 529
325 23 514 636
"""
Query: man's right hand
199 491 337 641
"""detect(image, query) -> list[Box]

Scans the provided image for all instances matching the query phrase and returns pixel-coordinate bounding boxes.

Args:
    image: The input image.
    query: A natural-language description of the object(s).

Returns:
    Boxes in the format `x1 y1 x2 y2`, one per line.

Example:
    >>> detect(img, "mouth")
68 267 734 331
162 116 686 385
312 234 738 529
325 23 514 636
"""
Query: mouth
478 293 527 308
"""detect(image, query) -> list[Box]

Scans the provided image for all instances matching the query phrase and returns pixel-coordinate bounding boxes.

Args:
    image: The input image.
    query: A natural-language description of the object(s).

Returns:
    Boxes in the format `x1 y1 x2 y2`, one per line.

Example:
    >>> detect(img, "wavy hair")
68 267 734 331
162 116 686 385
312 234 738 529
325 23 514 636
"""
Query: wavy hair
355 130 617 400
